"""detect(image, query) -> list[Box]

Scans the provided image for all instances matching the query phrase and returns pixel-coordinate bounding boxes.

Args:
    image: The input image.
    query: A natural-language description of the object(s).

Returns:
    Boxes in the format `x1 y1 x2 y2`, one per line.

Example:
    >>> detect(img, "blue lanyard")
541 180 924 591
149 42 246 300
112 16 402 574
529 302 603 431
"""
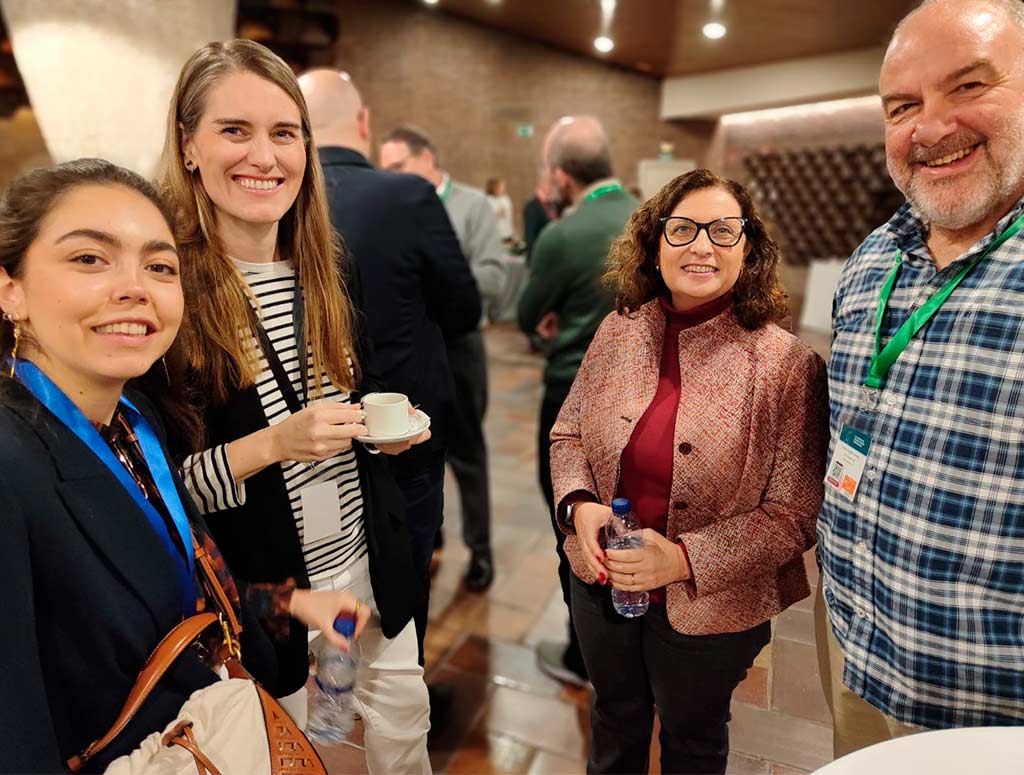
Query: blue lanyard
14 359 197 616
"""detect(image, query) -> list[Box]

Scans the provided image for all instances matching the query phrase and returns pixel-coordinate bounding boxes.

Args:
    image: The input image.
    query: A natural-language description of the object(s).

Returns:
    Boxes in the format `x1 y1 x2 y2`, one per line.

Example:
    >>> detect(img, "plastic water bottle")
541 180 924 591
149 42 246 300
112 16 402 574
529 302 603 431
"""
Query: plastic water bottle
306 617 357 745
605 497 649 617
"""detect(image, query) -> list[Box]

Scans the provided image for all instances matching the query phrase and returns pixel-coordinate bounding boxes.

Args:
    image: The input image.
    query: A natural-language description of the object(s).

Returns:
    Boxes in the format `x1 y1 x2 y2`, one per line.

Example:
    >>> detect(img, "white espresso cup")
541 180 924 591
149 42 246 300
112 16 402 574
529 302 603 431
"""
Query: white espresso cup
362 392 411 437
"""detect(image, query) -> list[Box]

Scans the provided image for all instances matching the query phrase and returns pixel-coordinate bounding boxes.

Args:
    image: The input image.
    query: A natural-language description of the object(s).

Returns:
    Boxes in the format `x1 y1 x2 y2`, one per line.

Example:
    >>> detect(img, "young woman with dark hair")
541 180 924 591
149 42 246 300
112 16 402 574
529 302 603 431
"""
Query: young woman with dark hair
0 158 367 773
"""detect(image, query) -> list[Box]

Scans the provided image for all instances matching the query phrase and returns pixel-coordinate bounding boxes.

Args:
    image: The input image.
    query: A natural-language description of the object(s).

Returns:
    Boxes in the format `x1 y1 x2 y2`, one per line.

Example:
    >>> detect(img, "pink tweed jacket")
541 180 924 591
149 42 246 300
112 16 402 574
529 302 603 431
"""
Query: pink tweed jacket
550 299 828 635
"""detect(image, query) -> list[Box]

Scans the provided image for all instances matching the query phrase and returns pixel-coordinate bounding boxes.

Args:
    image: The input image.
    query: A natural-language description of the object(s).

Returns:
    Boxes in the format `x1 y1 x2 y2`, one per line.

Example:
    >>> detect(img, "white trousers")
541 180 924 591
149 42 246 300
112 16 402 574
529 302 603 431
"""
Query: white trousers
279 555 432 774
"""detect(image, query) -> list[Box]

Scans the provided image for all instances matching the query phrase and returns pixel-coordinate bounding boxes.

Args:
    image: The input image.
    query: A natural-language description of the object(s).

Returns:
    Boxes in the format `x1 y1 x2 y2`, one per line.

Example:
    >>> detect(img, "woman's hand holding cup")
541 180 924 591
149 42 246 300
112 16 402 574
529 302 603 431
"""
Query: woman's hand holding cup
270 401 368 463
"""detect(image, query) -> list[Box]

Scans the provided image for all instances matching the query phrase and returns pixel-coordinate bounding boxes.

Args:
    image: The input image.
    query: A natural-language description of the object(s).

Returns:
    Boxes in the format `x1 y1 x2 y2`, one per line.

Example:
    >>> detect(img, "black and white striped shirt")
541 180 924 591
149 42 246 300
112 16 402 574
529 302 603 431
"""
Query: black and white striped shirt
183 258 367 579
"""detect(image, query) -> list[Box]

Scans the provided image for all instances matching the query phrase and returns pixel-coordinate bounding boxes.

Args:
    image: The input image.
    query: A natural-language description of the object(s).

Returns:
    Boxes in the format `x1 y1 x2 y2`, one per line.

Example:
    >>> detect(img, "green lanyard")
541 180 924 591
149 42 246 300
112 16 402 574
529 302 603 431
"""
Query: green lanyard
865 211 1024 389
438 176 452 203
583 182 623 202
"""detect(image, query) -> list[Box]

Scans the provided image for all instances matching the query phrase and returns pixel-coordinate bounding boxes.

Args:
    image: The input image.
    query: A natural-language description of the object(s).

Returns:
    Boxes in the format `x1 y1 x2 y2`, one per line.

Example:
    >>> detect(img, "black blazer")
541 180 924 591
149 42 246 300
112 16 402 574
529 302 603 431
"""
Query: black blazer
194 259 426 697
0 382 277 774
318 146 481 476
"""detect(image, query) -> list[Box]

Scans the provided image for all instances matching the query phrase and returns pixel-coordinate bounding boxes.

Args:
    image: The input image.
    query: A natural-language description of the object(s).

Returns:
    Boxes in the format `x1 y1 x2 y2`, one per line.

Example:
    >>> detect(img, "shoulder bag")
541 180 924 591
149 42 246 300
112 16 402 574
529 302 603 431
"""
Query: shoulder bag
67 537 328 775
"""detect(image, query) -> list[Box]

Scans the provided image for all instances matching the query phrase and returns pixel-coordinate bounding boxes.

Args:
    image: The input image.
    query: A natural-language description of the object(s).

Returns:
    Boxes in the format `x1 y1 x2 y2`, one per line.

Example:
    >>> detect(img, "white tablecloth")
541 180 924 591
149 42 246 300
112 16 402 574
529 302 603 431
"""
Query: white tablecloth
812 726 1024 775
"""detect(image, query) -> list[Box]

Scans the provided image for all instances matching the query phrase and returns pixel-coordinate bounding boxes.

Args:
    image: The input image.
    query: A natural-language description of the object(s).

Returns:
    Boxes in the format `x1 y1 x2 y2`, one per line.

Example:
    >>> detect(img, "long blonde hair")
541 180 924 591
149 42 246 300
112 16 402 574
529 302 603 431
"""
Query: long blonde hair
158 39 359 407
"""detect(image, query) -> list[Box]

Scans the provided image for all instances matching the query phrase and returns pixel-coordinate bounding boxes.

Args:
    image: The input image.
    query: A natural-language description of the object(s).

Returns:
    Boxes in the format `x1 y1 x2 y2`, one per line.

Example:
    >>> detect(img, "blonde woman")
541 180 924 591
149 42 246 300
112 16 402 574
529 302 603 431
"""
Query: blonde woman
158 40 430 774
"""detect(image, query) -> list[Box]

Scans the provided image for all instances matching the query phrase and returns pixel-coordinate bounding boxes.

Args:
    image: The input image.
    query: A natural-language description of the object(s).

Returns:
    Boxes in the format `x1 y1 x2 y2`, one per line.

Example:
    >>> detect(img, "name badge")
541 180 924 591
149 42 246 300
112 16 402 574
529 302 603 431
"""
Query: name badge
300 481 342 546
825 424 872 503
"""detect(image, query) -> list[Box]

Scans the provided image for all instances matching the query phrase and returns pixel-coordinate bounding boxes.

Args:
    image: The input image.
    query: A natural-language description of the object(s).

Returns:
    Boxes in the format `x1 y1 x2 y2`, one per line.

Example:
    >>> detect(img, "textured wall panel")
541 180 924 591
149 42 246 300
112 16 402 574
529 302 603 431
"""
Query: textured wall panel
1 0 235 176
331 0 714 231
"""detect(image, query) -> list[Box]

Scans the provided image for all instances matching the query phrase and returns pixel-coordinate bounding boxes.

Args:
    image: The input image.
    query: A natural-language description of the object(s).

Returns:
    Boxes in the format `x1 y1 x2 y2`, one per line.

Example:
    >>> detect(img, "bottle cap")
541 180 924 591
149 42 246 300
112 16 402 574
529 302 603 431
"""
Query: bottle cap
611 497 631 515
333 615 356 638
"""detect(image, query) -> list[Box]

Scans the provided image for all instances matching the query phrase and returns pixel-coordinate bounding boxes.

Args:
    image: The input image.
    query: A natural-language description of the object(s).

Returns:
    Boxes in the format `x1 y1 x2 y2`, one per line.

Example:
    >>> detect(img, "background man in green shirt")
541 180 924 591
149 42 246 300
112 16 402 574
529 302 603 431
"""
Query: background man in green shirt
518 115 638 686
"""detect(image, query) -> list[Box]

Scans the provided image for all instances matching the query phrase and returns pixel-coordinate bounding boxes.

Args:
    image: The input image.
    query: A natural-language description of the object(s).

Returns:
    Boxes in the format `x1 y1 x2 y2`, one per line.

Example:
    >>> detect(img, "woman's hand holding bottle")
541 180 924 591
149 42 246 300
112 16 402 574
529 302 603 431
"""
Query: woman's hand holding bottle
289 588 371 651
573 502 612 583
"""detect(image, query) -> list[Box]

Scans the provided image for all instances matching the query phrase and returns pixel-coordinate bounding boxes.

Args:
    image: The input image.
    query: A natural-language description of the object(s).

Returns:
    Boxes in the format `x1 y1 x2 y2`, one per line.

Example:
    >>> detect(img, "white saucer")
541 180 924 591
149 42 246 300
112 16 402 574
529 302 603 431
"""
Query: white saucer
356 410 431 444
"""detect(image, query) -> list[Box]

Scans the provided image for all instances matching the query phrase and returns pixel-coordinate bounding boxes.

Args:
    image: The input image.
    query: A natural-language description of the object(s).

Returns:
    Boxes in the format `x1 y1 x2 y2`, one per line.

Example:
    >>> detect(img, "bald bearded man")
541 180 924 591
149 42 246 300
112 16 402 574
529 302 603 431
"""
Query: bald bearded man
818 0 1024 756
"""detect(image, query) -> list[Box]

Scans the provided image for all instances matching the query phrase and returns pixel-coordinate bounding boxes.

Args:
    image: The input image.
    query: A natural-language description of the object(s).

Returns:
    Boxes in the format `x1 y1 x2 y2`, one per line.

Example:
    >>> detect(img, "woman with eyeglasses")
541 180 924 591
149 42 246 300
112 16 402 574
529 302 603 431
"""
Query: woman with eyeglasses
549 169 828 774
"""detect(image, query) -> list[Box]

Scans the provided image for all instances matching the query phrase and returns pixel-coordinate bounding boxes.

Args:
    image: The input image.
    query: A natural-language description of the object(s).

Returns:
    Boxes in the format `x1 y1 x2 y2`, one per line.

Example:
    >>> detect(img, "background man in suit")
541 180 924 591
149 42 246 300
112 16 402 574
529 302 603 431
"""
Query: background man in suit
298 71 480 683
379 126 505 592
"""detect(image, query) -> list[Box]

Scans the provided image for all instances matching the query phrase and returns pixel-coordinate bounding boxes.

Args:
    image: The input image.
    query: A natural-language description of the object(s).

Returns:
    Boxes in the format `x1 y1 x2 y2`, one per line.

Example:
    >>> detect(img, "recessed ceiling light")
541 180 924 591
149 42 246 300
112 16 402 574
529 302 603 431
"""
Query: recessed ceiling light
594 36 615 53
702 22 727 39
423 0 439 5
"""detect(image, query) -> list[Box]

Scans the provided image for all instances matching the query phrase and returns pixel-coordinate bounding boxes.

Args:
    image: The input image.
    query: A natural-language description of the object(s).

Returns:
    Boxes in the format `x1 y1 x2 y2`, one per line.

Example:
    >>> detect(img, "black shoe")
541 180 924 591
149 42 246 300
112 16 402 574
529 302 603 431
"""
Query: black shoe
465 551 494 591
427 682 455 737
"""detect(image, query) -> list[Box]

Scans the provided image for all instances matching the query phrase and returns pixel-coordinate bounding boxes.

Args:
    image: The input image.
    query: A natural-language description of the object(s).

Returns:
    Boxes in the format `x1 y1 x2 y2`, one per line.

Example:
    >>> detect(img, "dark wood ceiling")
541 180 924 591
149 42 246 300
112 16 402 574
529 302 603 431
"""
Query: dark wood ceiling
420 0 917 77
0 1 916 118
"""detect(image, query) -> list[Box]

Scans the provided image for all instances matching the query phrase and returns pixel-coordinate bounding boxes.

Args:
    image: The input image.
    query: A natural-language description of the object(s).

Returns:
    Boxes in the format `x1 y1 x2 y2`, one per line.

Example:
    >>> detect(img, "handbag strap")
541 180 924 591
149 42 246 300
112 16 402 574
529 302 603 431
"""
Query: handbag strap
68 536 246 771
191 534 243 649
67 612 219 771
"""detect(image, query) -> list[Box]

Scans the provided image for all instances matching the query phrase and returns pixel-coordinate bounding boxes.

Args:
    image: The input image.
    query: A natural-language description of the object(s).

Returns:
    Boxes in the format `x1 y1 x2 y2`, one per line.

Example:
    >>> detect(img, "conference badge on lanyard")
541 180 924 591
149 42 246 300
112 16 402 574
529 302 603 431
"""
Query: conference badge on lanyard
825 210 1024 502
825 415 873 503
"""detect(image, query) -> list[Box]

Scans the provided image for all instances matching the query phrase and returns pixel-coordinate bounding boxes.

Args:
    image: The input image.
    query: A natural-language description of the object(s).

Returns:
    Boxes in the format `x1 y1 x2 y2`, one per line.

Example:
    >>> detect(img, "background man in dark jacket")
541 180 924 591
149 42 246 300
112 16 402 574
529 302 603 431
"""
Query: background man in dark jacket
379 125 506 592
298 70 481 664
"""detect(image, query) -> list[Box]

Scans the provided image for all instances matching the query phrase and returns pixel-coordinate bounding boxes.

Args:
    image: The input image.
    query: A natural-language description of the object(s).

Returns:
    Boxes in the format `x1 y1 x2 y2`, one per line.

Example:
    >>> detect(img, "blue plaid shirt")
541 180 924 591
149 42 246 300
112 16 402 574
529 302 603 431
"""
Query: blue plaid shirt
819 197 1024 729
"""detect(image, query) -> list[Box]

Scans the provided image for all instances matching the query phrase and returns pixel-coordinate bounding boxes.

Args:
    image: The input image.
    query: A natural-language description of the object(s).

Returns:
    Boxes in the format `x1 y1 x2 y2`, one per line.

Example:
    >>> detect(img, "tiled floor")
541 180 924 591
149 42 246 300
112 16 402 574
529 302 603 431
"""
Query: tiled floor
315 323 836 774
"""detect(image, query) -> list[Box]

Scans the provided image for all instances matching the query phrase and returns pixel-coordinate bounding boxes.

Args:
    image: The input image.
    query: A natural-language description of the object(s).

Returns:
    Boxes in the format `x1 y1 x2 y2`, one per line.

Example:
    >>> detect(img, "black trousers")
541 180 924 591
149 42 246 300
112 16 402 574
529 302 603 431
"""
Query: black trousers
445 330 492 556
538 380 587 676
395 453 446 663
571 575 771 774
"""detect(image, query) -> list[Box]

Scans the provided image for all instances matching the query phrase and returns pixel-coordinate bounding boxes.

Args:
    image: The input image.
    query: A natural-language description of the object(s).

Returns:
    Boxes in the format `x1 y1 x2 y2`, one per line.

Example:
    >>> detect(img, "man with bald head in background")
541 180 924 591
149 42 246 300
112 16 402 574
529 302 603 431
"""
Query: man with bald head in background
297 71 480 681
517 115 638 687
818 0 1024 756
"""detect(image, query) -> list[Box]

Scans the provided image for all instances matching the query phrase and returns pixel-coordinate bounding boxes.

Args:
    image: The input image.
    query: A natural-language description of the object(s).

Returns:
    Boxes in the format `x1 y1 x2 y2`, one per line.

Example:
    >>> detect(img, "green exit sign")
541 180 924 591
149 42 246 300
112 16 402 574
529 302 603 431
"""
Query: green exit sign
516 123 534 139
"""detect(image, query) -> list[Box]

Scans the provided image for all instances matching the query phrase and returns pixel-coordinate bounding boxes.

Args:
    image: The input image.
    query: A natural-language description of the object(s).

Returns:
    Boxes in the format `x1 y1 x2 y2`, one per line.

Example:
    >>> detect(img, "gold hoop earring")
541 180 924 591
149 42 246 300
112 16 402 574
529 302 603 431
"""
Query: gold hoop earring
3 312 20 378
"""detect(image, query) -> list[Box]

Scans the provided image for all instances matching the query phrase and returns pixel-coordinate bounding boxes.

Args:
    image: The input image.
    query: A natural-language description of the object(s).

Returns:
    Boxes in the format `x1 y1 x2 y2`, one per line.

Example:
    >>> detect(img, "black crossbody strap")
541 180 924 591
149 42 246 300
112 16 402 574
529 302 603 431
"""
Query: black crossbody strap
246 273 307 415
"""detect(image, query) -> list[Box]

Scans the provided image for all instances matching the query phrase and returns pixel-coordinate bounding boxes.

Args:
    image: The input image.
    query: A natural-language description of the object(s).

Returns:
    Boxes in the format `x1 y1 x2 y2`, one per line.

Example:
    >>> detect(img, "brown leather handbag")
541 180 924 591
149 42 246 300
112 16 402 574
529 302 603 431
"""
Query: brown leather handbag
67 539 327 775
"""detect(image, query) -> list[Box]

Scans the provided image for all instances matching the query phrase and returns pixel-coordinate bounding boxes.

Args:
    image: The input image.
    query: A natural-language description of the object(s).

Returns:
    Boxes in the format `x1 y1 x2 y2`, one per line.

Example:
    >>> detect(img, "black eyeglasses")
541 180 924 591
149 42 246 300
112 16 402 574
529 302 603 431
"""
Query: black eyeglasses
660 216 747 247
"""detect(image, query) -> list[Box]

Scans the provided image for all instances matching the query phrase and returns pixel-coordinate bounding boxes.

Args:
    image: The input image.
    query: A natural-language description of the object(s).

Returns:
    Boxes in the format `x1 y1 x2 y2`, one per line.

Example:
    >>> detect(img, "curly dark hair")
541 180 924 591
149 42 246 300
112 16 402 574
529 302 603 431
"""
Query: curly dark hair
603 169 788 330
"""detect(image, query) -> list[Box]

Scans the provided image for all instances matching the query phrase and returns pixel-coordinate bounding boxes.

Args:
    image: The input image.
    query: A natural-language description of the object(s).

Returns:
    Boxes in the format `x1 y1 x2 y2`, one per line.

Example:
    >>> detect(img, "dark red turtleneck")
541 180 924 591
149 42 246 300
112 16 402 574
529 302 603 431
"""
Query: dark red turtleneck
616 291 733 604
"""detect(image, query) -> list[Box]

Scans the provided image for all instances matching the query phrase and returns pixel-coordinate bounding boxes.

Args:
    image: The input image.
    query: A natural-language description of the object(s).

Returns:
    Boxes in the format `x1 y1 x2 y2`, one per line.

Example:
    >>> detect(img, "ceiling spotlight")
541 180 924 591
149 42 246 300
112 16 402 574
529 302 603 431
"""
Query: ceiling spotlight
594 36 615 53
423 0 439 5
702 22 727 39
